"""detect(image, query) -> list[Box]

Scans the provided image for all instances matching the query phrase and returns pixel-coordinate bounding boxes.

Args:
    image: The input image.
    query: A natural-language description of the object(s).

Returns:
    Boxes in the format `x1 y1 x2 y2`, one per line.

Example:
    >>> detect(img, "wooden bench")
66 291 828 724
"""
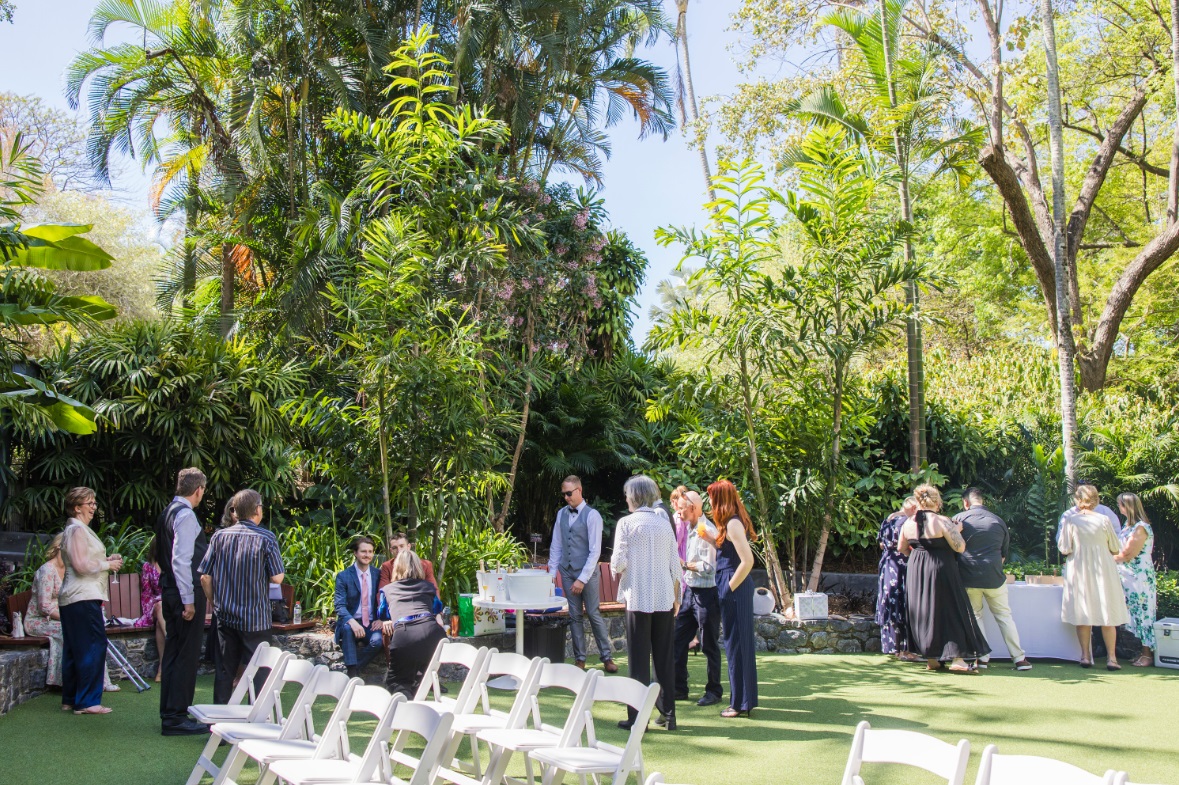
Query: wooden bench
549 563 626 614
0 591 50 647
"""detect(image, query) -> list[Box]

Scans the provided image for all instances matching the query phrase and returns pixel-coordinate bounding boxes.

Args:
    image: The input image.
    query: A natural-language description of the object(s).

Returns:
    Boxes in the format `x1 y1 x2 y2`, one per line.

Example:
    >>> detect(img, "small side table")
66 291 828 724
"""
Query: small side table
471 596 569 655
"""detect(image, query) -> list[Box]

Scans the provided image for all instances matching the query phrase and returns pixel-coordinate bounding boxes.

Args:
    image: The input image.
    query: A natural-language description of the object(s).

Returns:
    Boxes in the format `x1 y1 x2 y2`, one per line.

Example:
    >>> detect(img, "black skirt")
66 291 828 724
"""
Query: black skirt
905 519 990 661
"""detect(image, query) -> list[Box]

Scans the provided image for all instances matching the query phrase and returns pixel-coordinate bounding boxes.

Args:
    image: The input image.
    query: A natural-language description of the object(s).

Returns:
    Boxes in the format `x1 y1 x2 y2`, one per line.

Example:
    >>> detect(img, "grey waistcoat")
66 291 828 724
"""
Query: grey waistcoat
559 505 593 573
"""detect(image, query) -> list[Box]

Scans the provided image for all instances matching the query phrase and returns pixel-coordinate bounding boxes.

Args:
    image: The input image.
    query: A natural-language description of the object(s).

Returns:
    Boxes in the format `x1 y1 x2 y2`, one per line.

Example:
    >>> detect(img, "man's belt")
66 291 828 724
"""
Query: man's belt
395 612 434 625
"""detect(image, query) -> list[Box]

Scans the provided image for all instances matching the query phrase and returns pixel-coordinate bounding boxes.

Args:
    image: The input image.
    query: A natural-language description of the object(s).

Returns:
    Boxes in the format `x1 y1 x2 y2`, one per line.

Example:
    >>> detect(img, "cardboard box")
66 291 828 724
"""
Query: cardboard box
793 591 828 620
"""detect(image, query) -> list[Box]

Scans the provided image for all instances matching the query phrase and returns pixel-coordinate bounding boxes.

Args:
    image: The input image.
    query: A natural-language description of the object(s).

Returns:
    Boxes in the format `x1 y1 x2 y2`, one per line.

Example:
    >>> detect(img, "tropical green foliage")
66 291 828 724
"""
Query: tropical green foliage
438 526 528 609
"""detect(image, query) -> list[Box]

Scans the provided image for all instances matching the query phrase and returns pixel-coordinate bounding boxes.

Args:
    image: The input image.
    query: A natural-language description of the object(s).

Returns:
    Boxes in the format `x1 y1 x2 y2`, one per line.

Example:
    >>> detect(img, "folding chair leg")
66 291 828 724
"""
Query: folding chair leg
524 755 536 785
212 747 249 785
186 733 222 785
470 733 483 778
257 767 279 785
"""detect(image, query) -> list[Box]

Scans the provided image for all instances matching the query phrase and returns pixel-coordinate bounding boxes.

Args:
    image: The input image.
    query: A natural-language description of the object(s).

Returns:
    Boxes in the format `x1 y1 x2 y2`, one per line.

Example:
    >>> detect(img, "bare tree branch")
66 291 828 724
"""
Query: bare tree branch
1063 120 1169 178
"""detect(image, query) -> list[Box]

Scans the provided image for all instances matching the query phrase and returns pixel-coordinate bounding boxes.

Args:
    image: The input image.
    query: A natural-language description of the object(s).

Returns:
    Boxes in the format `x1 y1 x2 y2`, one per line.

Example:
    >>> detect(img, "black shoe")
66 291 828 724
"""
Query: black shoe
697 693 721 707
654 712 677 730
346 666 360 678
674 691 690 701
617 719 635 730
162 720 210 736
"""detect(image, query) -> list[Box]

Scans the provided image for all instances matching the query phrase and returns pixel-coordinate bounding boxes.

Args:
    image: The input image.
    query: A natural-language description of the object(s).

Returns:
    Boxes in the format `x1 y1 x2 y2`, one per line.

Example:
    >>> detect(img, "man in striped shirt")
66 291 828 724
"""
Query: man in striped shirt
199 489 285 704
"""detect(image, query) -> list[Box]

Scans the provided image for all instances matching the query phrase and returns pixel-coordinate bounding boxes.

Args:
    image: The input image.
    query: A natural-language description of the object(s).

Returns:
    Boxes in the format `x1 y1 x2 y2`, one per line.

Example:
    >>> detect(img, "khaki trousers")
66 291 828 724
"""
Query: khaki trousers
967 584 1025 662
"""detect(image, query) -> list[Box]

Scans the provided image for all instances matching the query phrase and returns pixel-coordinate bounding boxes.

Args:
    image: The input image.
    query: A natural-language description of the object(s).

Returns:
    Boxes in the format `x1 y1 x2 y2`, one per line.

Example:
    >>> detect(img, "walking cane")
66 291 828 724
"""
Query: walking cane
107 639 152 693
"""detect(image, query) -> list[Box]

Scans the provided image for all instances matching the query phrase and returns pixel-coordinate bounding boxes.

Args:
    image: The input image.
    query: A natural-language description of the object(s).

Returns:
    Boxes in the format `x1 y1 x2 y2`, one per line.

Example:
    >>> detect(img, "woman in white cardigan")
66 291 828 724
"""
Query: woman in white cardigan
59 487 124 714
611 475 683 731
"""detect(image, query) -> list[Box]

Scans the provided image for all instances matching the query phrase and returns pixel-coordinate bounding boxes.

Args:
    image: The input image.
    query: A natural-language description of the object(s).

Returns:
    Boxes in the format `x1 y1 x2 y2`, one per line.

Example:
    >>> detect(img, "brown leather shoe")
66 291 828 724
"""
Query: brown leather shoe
575 660 586 670
603 660 619 673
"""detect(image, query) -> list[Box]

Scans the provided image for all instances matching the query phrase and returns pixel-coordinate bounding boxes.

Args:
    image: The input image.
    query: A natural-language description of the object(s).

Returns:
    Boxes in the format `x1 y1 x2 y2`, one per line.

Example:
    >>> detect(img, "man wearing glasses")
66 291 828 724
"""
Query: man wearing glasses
549 475 618 672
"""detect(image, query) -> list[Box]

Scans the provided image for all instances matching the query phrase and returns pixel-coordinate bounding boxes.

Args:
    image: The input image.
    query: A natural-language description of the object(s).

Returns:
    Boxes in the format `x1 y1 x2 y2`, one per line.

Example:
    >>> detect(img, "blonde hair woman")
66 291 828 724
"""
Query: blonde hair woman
897 485 990 673
377 549 445 697
1058 484 1129 669
1114 493 1156 667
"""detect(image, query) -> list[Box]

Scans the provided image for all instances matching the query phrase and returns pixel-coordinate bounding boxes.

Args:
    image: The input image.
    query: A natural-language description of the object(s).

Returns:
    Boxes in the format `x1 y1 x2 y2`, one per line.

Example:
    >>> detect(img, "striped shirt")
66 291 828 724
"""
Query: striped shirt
198 522 284 632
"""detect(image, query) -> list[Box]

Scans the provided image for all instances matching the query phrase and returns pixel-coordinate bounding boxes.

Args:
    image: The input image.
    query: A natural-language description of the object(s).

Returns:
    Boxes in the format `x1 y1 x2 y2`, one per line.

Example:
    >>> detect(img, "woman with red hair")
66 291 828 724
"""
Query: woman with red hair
706 480 758 718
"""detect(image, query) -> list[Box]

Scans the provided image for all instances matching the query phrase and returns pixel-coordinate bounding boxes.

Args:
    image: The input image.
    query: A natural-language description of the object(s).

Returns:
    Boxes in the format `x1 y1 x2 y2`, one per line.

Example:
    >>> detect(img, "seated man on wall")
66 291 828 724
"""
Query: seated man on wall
334 536 383 677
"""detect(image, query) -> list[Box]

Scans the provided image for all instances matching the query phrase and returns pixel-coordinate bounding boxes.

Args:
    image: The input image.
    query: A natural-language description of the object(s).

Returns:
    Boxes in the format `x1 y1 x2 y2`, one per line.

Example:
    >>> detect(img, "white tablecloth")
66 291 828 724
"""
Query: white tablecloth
979 582 1082 661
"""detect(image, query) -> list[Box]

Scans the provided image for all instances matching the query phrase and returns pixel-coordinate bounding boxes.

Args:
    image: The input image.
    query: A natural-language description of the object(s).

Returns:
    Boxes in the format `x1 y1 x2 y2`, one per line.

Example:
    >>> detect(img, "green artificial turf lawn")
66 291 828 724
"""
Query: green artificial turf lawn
0 654 1175 785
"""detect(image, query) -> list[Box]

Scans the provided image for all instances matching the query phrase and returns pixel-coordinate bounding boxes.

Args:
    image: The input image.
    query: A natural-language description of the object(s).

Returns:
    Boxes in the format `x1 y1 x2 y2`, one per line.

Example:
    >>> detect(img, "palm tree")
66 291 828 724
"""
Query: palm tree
1038 0 1078 489
801 0 980 471
672 0 715 203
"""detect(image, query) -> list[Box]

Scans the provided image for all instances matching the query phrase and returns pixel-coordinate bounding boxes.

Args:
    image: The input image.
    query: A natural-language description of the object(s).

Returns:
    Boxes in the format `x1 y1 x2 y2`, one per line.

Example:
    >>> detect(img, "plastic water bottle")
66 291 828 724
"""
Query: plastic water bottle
292 602 302 625
12 611 25 638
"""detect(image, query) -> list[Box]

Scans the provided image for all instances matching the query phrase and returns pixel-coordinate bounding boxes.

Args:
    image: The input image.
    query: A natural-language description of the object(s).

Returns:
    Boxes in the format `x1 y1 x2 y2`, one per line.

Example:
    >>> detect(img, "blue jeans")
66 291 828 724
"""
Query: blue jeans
335 619 384 669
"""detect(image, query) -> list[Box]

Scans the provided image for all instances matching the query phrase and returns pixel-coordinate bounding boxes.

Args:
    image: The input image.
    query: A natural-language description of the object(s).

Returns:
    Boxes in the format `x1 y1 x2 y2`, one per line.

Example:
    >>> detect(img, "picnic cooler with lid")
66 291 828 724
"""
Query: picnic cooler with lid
1154 618 1179 669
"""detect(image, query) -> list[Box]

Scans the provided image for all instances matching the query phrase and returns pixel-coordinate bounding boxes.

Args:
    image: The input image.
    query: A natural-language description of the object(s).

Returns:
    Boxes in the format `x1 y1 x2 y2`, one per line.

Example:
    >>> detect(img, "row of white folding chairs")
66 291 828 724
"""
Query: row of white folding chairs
184 639 662 785
843 720 1168 785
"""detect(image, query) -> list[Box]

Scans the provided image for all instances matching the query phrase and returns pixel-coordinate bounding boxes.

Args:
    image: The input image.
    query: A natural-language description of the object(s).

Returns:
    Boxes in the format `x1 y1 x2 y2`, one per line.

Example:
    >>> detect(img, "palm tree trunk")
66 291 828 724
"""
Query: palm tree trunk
378 369 394 548
675 0 717 204
1039 0 1078 489
808 364 844 592
220 241 234 338
1169 0 1179 224
495 378 533 532
183 171 198 307
738 343 790 608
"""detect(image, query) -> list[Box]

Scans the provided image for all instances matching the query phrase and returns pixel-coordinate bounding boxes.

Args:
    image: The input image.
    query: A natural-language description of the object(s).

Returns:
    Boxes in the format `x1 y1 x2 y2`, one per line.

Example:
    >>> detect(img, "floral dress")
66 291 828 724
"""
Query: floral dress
875 513 909 654
134 561 162 627
24 562 113 688
1118 522 1156 648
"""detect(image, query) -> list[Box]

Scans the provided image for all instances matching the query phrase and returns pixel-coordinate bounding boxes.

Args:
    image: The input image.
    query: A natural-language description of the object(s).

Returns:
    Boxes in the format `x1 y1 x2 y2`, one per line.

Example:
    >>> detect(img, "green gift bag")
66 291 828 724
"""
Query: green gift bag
457 593 476 637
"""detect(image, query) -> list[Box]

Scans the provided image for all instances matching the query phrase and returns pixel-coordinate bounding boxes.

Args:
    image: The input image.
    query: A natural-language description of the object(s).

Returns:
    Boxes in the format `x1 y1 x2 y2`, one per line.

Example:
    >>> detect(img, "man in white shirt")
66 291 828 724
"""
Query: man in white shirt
549 475 617 672
1058 484 1121 535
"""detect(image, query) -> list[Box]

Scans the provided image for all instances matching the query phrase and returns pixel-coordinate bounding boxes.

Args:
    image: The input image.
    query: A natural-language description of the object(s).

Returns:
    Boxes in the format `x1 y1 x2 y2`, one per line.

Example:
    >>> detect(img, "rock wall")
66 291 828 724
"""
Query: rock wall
756 614 882 654
0 649 47 715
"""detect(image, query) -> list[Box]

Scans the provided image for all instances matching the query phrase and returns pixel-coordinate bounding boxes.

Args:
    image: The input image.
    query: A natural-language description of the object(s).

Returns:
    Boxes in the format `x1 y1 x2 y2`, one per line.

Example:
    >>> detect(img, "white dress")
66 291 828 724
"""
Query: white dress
1058 511 1129 626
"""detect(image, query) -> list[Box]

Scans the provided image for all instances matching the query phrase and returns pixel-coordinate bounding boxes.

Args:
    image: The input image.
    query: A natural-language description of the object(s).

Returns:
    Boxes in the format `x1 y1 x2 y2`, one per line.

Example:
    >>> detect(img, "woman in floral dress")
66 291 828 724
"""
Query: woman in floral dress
1115 493 1157 667
24 534 116 690
876 497 920 661
134 537 166 681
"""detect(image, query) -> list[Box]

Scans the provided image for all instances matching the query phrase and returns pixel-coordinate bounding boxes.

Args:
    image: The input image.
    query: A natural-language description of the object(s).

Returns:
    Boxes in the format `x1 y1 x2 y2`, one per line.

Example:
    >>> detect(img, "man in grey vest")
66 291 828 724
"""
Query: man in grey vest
955 487 1032 671
549 475 618 672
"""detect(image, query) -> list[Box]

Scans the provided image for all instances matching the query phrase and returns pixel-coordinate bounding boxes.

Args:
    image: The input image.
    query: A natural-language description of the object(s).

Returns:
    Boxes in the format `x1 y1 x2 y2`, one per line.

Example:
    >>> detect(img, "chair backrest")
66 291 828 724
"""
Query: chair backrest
842 721 970 785
315 685 403 761
415 640 491 712
531 662 599 742
276 666 348 741
975 745 1118 785
585 675 660 775
476 652 545 721
6 590 31 623
382 700 458 785
247 656 317 724
226 642 285 706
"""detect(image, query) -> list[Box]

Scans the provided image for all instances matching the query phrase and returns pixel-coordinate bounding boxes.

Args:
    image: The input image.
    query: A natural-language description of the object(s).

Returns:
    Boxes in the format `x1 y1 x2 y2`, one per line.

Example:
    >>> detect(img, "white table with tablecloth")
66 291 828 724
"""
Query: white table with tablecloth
978 582 1083 661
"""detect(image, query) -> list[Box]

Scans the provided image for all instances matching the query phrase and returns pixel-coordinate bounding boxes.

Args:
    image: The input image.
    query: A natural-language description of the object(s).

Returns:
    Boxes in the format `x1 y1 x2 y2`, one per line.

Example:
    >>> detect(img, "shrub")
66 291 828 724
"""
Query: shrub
439 526 527 609
1158 571 1179 619
276 522 385 621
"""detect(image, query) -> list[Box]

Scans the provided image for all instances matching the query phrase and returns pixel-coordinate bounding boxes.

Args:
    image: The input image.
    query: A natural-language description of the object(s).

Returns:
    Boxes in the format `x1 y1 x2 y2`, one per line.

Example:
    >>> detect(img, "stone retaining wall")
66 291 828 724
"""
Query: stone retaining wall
756 614 882 654
0 649 47 715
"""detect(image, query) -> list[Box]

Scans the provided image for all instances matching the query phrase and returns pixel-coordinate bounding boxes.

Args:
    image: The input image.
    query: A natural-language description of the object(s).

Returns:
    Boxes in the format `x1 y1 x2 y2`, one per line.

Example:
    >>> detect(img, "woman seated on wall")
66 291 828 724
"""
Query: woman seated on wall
377 550 446 698
24 533 118 693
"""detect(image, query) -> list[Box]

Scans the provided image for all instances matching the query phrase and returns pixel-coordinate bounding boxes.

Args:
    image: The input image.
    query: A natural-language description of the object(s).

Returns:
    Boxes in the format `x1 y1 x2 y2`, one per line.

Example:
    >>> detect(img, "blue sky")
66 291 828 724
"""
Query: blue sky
0 0 761 343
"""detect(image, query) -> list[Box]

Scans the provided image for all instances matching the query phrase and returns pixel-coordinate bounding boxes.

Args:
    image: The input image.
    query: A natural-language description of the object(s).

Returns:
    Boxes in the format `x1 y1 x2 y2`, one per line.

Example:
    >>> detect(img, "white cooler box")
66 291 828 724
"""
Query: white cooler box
1154 618 1179 669
793 591 829 620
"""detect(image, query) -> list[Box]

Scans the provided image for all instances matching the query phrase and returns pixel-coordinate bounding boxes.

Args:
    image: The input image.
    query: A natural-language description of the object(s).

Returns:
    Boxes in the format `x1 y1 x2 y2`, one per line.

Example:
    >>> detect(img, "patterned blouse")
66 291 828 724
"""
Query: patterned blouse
610 507 684 613
135 561 162 627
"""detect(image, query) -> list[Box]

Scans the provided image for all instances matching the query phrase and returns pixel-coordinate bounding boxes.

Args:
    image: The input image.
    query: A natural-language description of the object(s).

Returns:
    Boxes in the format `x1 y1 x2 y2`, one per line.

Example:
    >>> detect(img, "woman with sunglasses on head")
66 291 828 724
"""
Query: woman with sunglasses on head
706 479 758 718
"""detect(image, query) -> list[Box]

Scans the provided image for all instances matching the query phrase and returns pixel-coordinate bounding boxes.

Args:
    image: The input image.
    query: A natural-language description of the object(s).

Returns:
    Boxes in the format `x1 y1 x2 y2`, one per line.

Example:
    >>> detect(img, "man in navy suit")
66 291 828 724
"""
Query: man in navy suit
334 536 383 677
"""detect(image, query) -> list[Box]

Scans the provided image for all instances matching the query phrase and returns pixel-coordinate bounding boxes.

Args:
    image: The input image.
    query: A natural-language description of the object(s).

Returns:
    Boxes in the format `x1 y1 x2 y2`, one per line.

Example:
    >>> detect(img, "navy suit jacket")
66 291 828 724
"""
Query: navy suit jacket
334 564 380 626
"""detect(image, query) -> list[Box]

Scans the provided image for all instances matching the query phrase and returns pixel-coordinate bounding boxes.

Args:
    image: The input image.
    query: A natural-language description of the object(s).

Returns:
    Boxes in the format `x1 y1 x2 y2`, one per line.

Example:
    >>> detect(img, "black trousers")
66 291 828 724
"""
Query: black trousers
625 609 676 721
60 600 107 710
674 586 723 699
385 617 446 698
159 589 206 727
215 626 273 704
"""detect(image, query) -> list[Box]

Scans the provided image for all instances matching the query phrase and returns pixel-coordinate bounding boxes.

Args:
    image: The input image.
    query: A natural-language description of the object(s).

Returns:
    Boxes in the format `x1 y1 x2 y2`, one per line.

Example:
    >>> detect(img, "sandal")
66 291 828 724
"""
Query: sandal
948 665 978 674
1133 654 1153 667
720 707 751 718
1106 661 1122 671
898 652 922 663
73 706 113 715
925 663 945 671
104 684 121 692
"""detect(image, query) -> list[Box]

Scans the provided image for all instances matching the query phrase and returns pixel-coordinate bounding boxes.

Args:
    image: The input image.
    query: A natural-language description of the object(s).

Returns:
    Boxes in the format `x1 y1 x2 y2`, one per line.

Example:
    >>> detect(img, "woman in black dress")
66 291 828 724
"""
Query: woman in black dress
897 484 989 673
378 550 446 697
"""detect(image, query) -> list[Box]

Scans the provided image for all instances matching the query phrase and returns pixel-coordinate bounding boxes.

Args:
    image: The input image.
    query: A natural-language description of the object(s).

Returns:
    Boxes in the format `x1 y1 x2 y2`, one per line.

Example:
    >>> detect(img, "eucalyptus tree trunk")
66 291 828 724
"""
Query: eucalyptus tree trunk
183 172 198 307
808 363 844 592
1039 0 1078 489
1169 0 1179 224
675 0 717 204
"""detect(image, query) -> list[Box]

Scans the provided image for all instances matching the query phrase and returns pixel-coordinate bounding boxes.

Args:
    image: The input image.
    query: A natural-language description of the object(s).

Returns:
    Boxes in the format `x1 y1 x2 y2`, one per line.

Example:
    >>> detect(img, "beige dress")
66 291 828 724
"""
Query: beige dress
1058 511 1129 626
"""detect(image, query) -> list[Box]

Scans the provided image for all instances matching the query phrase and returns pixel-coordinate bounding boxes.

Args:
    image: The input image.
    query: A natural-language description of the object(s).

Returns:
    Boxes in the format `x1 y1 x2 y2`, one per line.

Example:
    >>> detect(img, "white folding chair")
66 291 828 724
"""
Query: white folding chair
475 663 600 785
413 639 493 716
268 700 456 785
438 653 546 780
531 674 660 785
226 685 401 785
187 658 319 785
190 643 289 724
212 668 354 785
975 745 1118 785
841 721 970 785
1113 774 1163 785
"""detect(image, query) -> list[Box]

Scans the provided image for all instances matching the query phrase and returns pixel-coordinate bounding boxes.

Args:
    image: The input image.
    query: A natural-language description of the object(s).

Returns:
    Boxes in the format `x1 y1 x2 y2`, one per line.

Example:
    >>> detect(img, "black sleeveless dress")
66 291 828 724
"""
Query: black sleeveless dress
905 511 990 661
